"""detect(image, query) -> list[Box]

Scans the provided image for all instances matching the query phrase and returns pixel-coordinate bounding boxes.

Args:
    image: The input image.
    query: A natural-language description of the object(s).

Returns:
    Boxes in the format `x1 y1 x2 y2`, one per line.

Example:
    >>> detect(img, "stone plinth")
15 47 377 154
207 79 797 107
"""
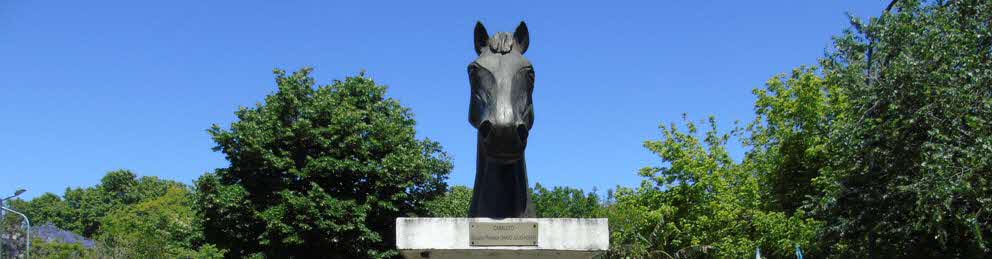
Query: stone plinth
396 217 608 259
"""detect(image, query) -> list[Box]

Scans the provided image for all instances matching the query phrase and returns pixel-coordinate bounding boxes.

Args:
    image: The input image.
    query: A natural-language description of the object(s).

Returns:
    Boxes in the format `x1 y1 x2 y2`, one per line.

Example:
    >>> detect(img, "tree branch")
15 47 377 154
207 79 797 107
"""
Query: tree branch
885 0 899 12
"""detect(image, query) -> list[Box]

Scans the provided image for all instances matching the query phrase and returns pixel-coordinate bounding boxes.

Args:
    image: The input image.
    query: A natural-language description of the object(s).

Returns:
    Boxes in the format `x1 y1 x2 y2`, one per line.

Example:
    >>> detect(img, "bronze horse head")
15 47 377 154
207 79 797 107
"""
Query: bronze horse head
467 21 536 218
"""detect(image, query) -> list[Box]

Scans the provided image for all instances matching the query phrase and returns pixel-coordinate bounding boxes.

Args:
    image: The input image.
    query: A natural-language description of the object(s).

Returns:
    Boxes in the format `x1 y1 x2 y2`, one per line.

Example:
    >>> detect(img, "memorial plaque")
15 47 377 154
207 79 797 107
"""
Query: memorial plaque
469 222 539 246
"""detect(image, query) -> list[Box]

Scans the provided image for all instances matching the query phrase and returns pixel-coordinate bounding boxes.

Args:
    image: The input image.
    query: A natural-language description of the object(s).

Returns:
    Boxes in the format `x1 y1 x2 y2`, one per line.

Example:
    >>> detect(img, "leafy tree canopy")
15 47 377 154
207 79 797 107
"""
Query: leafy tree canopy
99 185 223 258
607 116 819 258
811 0 992 256
5 170 208 258
532 183 601 218
426 186 472 218
17 169 185 238
196 68 452 258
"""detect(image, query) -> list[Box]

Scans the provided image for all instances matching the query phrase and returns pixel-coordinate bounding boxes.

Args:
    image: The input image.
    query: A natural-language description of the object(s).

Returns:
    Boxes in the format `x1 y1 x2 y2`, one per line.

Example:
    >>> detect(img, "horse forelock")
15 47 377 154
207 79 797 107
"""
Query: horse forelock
488 32 516 54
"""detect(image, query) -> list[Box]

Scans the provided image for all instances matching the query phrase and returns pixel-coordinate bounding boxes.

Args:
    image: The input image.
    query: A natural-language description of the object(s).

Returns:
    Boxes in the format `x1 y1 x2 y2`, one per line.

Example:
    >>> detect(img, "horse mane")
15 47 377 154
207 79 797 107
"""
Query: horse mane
488 32 517 54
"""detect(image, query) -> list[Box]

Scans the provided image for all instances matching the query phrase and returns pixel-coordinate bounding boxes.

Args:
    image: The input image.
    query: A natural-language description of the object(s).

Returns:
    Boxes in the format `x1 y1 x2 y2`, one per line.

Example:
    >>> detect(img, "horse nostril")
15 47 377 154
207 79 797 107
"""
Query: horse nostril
479 121 494 140
516 124 529 143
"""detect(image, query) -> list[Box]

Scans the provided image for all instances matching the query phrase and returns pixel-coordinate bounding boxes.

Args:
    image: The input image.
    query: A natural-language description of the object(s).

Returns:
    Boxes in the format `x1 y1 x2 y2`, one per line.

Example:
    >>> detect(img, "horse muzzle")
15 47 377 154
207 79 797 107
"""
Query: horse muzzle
479 120 529 160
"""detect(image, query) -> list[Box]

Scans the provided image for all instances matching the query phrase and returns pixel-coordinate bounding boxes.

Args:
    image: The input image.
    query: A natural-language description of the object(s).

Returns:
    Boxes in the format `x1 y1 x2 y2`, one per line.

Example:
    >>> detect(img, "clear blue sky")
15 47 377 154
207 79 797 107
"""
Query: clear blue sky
1 1 886 199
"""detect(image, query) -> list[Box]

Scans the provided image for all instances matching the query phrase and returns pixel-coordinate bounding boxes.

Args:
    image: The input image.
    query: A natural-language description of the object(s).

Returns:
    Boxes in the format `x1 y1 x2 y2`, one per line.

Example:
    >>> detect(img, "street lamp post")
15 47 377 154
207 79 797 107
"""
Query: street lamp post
1 189 28 259
0 189 26 209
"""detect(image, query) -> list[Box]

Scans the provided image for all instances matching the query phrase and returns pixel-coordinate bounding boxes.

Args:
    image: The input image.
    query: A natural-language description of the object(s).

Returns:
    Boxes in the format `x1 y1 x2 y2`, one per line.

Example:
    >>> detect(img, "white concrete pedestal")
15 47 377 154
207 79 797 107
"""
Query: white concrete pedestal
396 218 608 259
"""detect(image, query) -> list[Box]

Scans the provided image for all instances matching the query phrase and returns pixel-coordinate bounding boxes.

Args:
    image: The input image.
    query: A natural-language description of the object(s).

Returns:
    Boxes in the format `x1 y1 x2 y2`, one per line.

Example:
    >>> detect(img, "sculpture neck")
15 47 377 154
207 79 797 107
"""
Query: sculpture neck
469 136 534 218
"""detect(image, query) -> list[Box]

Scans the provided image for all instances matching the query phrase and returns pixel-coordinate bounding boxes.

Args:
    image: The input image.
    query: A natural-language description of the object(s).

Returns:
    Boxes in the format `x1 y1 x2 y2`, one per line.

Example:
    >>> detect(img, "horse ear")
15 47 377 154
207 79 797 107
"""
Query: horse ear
474 21 489 55
514 21 529 54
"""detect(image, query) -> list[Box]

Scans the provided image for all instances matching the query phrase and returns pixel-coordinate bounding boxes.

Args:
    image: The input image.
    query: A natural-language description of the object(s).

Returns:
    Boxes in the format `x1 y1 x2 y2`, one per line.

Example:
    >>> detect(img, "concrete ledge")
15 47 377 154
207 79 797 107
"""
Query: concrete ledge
396 218 608 259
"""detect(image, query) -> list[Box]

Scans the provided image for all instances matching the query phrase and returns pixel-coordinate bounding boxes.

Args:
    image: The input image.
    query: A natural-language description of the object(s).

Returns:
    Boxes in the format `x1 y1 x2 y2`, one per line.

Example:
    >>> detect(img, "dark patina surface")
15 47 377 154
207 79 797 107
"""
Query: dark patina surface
467 21 536 218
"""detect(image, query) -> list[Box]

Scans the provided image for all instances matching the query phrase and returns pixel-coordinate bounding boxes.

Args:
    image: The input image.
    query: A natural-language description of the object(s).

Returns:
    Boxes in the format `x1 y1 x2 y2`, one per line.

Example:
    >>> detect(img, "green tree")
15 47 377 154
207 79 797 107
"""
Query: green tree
812 0 992 256
607 116 819 258
20 193 72 231
746 66 845 215
8 170 210 258
425 186 472 217
601 183 675 258
196 68 452 258
30 237 90 259
532 183 601 218
98 185 224 258
22 169 185 238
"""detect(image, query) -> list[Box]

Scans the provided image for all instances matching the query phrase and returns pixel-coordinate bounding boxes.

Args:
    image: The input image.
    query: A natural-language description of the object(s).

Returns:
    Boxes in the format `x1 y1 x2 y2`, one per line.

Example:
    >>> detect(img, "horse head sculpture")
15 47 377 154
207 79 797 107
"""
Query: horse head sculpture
467 21 536 218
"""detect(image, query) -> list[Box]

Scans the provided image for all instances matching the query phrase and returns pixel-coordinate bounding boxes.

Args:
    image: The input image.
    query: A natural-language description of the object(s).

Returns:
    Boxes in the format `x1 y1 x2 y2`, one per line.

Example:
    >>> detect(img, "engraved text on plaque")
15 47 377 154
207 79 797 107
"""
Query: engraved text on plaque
469 222 538 246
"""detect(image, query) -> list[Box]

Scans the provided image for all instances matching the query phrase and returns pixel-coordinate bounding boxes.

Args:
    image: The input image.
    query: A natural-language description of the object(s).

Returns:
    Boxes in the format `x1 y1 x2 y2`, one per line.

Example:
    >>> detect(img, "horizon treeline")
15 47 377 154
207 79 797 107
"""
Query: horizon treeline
1 0 989 258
